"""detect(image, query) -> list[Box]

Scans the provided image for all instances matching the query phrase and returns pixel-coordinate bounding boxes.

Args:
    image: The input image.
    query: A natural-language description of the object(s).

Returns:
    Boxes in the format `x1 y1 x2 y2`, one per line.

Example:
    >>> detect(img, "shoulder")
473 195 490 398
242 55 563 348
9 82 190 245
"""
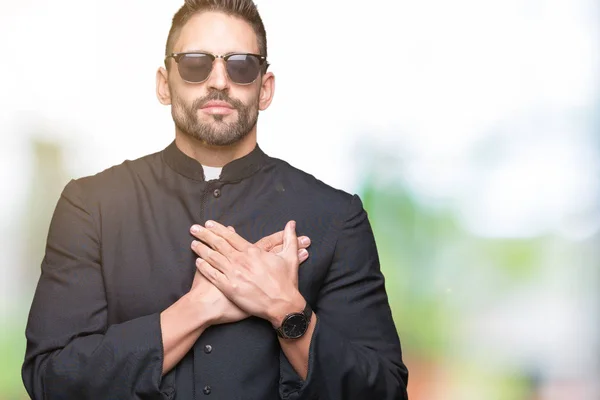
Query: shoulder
265 156 363 219
65 149 163 207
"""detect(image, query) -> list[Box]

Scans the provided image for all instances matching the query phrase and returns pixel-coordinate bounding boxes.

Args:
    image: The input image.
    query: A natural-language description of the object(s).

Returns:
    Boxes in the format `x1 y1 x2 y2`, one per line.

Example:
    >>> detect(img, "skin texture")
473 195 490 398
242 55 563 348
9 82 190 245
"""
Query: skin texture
157 11 316 379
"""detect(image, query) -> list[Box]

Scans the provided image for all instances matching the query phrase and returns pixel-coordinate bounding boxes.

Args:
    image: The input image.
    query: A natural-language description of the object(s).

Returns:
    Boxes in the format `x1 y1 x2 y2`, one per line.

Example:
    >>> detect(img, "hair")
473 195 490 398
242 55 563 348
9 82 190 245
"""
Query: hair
165 0 268 61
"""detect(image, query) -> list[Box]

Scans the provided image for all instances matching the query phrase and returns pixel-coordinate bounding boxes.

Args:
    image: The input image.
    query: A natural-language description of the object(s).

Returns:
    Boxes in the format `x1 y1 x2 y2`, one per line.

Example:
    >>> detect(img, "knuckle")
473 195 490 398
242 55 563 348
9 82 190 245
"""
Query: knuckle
230 253 243 265
247 246 261 256
214 237 227 249
256 238 271 250
206 248 217 262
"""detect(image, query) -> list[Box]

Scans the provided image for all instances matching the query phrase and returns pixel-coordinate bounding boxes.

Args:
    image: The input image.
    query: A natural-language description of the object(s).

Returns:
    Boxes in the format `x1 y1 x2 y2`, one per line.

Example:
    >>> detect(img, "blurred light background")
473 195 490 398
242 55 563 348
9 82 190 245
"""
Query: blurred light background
1 0 598 399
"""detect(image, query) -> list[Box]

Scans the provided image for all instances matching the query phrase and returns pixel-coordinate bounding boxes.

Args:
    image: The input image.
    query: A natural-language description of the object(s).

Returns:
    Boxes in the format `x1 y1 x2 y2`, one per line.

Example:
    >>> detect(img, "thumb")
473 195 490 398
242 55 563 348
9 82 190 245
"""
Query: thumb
282 220 299 261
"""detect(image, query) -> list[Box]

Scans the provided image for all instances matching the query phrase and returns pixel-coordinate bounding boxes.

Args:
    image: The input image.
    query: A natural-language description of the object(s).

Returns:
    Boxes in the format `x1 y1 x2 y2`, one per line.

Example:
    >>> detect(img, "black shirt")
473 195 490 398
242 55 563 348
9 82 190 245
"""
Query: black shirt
22 141 409 399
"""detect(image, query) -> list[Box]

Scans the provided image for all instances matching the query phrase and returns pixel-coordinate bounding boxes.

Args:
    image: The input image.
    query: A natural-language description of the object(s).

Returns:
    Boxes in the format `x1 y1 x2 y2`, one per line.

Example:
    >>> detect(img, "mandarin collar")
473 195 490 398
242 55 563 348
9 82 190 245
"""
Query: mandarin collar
162 140 268 182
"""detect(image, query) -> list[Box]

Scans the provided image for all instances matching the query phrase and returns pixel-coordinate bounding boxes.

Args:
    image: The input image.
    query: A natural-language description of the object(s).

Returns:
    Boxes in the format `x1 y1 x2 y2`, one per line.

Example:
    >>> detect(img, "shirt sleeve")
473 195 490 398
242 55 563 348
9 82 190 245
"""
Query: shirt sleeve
279 194 409 400
21 179 171 400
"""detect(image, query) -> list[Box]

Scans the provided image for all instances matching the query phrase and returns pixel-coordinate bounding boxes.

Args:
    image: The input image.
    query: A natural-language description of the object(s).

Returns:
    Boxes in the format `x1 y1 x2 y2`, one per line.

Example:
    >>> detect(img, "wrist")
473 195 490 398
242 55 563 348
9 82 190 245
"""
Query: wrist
268 292 306 328
182 290 216 331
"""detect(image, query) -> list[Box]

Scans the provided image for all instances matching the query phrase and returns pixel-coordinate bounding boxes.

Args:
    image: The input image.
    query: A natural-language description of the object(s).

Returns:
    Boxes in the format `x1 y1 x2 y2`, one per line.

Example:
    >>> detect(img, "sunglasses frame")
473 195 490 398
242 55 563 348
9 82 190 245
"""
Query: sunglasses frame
165 52 269 85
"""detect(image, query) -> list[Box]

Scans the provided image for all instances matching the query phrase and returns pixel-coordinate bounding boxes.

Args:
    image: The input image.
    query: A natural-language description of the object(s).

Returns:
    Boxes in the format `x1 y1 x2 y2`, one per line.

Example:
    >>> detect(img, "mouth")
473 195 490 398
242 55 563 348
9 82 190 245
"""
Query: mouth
200 100 235 115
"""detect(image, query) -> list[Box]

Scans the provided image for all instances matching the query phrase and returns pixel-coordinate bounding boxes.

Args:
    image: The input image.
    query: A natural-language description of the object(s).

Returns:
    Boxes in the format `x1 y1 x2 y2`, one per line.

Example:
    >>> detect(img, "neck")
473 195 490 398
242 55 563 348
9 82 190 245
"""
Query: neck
174 127 257 167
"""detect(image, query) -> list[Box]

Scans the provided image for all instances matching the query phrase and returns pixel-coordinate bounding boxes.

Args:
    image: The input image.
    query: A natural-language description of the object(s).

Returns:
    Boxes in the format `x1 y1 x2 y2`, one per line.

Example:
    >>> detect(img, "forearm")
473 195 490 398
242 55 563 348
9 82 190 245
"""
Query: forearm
280 195 409 399
278 313 317 380
23 314 166 399
301 319 408 400
160 291 212 375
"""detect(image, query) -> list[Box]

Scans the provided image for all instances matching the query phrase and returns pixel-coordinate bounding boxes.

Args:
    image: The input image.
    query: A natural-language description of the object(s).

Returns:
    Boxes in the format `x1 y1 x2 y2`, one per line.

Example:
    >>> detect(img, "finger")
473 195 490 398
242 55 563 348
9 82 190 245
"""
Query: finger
282 220 299 261
191 239 231 275
191 224 237 259
227 226 236 233
255 230 283 252
196 258 227 289
298 236 310 249
256 231 310 253
205 220 251 251
298 249 309 263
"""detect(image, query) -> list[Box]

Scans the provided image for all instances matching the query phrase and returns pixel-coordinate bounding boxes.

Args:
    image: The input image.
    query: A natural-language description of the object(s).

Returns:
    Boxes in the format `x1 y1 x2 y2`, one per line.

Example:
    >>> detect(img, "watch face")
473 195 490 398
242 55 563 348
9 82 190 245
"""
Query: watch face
283 314 308 338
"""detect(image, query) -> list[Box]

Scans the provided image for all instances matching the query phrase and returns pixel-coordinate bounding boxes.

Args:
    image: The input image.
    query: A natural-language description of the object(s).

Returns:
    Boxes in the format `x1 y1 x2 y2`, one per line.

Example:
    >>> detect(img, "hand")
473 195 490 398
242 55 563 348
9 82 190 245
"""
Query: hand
231 226 311 261
189 265 249 326
189 225 311 326
191 220 306 327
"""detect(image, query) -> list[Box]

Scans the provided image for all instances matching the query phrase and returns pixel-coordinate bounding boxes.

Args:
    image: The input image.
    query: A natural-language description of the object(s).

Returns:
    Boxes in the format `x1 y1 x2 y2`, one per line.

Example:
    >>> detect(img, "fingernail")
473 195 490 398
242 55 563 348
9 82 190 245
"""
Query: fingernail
290 221 296 230
206 220 215 228
298 249 308 258
191 240 199 248
191 225 201 233
301 237 310 246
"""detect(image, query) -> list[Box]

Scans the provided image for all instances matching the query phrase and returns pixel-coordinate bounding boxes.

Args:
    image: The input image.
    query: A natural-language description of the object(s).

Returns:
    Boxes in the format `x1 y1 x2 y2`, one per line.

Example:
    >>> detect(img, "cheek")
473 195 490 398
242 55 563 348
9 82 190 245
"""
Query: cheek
243 88 262 108
222 90 257 112
172 88 203 111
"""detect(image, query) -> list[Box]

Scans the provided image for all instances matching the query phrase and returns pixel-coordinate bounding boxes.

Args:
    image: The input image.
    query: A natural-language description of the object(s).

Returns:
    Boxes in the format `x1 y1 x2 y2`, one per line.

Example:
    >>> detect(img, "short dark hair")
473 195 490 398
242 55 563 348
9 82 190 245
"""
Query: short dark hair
165 0 268 60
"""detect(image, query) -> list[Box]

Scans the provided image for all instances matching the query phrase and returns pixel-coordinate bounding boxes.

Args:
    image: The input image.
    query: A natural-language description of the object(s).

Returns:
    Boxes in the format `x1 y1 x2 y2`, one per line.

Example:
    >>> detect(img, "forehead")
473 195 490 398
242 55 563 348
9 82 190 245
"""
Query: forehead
174 11 260 54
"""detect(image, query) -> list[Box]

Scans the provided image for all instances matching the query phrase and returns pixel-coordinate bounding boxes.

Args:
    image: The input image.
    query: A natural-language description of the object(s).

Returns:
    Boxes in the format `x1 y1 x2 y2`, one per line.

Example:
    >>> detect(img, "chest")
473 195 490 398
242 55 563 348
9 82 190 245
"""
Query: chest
98 183 335 323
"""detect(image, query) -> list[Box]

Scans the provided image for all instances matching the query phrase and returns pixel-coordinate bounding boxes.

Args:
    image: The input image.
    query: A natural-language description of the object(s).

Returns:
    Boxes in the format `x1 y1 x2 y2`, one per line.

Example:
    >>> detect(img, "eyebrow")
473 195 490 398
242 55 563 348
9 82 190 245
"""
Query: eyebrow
178 48 211 53
176 49 257 56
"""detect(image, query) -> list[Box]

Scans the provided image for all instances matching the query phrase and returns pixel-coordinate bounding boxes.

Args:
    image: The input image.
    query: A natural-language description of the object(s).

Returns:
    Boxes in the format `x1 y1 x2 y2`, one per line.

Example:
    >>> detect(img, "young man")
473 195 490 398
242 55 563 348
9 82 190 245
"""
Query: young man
22 1 409 398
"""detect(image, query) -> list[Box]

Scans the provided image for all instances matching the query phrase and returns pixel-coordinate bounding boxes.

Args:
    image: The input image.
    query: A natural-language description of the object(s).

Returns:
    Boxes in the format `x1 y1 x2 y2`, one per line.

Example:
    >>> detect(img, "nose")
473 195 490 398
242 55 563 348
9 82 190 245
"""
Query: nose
206 58 230 91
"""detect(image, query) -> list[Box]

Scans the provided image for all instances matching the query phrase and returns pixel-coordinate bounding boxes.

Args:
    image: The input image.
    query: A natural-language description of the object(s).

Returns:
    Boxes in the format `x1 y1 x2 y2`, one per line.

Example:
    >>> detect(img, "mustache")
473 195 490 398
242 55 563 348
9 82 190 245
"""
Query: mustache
193 91 244 110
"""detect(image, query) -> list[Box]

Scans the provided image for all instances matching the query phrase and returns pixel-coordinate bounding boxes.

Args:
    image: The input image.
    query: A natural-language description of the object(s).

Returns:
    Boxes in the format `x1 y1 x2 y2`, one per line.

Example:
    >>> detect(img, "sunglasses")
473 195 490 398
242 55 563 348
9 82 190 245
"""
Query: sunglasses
165 52 268 85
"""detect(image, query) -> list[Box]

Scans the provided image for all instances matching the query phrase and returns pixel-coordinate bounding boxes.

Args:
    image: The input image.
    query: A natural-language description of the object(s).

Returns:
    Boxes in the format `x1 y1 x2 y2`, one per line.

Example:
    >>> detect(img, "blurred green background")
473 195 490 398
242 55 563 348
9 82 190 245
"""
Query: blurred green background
1 0 598 399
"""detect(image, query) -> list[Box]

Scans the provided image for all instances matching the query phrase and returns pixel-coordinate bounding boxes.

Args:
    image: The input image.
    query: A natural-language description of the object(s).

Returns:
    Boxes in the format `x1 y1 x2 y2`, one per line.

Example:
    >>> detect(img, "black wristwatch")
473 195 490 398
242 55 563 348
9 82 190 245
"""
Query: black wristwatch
275 302 313 339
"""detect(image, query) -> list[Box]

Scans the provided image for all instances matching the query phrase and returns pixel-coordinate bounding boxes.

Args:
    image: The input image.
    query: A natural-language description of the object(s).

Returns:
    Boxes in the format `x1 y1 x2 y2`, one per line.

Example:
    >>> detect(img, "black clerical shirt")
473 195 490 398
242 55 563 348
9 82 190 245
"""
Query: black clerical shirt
22 141 409 400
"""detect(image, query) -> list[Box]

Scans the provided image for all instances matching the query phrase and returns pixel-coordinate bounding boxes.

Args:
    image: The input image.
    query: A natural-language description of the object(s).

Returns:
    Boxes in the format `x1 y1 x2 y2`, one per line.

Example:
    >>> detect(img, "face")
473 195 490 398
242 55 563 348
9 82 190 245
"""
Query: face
157 12 274 146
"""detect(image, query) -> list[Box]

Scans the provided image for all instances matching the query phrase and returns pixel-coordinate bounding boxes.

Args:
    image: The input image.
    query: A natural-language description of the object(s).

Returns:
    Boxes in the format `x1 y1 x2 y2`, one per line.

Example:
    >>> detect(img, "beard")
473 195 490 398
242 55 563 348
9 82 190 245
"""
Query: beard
171 90 259 146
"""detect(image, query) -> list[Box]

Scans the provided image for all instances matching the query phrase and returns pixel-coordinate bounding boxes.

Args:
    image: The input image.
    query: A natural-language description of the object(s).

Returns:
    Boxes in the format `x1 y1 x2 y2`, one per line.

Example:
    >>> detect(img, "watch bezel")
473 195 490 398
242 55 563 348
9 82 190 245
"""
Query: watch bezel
276 302 312 339
280 313 309 339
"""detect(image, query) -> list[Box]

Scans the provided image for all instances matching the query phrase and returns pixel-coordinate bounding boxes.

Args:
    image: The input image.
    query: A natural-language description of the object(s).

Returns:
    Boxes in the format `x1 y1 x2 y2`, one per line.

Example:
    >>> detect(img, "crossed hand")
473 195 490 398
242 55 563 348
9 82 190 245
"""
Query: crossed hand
189 220 309 327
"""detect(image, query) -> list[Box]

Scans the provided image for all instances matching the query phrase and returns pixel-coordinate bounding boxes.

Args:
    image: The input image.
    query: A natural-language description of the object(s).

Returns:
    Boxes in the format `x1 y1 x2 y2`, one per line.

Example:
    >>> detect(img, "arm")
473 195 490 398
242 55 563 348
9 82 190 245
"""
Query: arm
163 227 311 374
159 283 214 375
280 194 409 400
276 313 316 380
164 228 312 374
22 180 170 399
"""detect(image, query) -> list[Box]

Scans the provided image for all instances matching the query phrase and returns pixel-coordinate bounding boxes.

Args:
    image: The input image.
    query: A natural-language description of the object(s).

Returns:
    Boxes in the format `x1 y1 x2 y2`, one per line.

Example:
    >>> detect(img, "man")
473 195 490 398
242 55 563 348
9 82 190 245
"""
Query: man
22 0 409 399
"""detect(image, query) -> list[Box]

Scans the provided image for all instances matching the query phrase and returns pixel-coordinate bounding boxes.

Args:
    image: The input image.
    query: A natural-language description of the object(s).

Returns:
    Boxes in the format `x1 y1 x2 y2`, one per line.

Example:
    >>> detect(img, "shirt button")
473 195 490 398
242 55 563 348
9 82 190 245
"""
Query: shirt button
203 385 211 395
213 188 221 198
204 344 212 354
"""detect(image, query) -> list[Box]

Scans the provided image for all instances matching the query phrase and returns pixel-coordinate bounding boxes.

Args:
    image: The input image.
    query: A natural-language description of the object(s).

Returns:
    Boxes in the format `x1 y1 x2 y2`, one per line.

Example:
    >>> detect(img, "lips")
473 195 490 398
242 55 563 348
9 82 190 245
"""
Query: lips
201 100 234 109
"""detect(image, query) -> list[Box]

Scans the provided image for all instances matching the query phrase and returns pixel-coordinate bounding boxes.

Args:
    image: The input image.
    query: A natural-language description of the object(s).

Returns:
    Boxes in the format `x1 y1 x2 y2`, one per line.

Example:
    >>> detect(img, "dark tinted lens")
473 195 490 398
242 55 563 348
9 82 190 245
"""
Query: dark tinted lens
178 54 213 82
226 54 261 84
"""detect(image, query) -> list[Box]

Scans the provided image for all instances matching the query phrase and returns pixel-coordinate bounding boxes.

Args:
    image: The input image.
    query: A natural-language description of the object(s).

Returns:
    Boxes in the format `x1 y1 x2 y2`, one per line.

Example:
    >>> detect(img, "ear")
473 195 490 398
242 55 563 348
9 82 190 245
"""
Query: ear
258 71 275 111
156 66 172 105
